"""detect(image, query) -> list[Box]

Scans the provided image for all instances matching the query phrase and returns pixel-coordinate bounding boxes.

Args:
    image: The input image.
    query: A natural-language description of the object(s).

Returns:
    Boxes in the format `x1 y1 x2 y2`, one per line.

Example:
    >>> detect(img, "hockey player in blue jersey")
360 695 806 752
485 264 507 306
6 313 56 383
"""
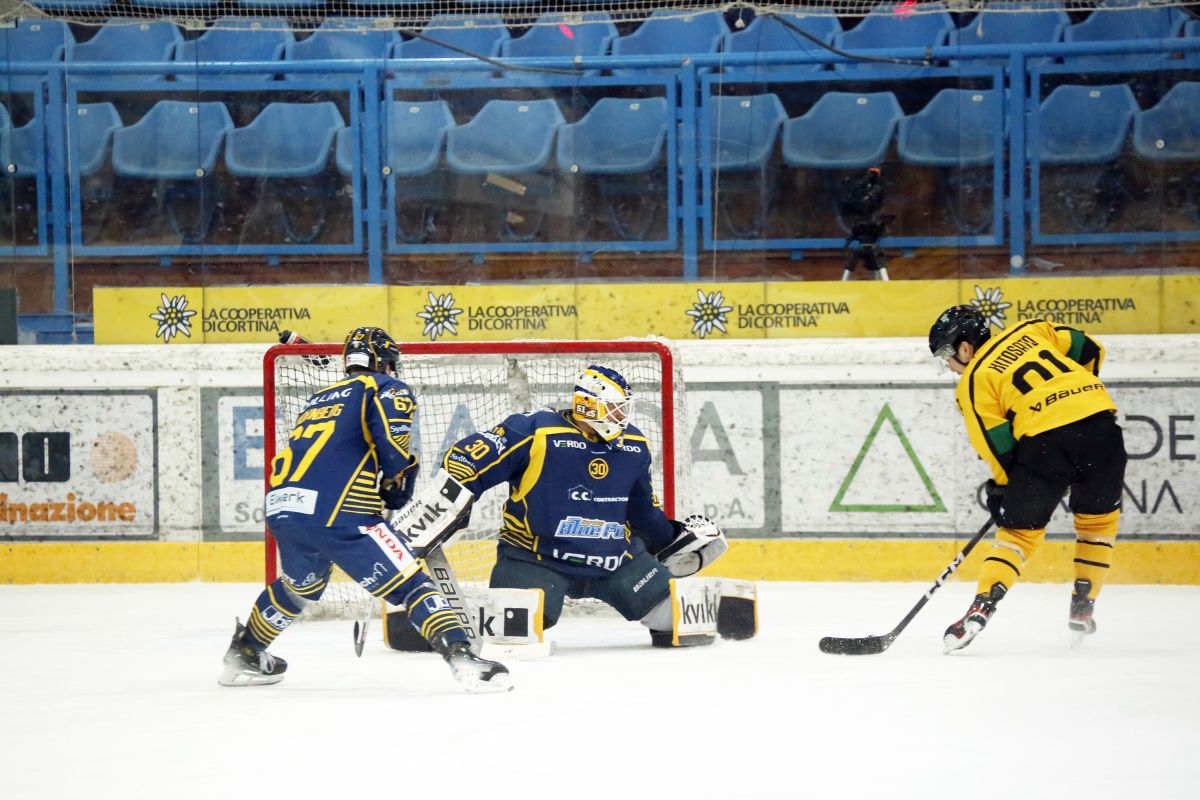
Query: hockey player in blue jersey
407 364 729 645
218 326 511 692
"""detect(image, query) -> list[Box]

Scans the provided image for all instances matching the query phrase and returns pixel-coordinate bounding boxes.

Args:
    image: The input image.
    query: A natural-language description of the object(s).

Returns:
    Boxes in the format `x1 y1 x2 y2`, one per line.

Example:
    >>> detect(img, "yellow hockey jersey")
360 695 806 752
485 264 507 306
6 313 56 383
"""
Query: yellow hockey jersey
955 319 1116 484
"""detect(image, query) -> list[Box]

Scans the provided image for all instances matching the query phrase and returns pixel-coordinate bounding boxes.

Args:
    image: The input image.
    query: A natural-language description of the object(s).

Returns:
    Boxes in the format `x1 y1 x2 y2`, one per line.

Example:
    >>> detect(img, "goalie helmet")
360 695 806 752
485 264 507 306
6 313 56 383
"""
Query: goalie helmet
572 364 633 443
343 326 400 375
928 305 991 364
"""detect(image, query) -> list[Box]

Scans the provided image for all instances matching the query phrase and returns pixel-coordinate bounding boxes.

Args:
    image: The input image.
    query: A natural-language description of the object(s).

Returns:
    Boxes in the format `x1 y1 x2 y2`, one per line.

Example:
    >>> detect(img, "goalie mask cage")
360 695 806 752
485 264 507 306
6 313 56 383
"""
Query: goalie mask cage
262 338 690 620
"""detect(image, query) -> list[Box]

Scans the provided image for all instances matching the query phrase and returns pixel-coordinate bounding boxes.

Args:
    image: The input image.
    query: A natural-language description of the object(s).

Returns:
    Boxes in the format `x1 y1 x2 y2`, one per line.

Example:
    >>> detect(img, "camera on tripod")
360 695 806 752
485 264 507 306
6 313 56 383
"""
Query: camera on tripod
839 167 895 280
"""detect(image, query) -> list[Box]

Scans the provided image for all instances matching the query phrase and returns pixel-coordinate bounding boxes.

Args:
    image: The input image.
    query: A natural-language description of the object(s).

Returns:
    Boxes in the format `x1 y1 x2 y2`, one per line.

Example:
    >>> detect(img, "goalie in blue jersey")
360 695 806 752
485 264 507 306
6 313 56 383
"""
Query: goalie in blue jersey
399 364 729 646
218 326 510 692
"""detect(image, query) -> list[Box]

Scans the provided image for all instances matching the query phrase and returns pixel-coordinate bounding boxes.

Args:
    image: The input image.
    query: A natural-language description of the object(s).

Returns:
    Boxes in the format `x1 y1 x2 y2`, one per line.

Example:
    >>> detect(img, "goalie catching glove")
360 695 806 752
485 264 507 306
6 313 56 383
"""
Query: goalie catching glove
388 468 475 556
656 515 728 578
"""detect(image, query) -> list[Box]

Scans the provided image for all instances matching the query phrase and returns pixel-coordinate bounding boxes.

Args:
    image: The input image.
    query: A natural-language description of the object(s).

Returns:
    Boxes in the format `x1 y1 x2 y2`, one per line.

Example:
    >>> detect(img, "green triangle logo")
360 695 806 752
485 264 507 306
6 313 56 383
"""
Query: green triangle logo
829 403 946 513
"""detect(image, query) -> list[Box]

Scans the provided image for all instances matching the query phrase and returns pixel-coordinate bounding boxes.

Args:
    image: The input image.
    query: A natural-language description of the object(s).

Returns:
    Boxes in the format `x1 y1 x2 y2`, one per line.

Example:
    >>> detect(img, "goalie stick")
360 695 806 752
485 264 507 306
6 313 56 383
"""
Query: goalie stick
818 517 996 656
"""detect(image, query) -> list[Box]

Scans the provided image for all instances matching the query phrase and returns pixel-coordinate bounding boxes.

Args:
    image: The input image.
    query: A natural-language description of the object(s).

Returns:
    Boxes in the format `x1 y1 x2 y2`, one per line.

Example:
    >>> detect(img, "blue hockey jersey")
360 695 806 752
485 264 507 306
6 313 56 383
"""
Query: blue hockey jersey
266 372 417 527
443 408 676 577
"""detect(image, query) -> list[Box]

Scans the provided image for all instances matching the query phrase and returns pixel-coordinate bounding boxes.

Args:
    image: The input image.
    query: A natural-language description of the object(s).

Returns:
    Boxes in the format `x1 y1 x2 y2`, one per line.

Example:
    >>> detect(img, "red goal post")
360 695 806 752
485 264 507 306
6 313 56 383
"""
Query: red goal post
261 338 688 609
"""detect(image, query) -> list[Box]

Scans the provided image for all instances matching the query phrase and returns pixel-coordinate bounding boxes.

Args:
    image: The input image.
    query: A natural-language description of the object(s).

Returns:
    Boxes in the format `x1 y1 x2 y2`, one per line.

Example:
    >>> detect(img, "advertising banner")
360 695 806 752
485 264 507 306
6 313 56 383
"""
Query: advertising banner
0 391 157 537
94 275 1200 345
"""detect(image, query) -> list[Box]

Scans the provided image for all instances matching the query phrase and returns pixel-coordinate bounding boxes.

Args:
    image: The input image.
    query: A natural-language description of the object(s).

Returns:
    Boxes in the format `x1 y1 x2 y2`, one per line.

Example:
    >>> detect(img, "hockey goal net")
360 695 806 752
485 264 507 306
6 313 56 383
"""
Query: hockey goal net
262 338 689 620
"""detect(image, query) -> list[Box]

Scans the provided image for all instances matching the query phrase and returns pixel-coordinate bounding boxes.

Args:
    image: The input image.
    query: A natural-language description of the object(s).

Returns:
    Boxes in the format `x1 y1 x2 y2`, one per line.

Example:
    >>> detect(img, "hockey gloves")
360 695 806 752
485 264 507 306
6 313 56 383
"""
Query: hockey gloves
658 515 728 578
380 466 419 510
983 479 1006 520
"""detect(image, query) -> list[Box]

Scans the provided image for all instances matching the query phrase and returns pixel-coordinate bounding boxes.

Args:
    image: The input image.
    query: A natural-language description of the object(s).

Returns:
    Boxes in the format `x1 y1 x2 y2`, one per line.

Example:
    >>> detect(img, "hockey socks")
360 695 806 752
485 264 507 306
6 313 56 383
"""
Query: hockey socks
1073 510 1118 599
975 526 1043 597
244 578 306 651
398 580 470 647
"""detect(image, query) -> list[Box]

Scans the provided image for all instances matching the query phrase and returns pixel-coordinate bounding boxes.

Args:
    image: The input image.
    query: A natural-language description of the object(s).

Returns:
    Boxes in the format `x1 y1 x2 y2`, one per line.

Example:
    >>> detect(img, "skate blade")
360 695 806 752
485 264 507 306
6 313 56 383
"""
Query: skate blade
943 623 983 654
1069 629 1091 649
453 668 514 694
217 666 285 687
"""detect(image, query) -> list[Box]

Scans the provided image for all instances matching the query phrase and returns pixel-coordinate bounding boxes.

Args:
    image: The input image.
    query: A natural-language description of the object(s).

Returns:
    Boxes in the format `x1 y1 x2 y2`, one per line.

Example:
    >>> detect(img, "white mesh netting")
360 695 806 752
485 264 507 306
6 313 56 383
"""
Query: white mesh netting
265 339 689 621
3 2 1196 32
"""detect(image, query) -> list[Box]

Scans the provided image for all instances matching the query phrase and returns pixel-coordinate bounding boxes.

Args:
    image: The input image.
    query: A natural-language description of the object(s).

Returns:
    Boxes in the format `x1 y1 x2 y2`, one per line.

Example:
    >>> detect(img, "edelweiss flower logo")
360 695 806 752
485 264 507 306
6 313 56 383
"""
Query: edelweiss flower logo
684 289 732 339
416 291 463 341
149 293 196 343
970 285 1012 330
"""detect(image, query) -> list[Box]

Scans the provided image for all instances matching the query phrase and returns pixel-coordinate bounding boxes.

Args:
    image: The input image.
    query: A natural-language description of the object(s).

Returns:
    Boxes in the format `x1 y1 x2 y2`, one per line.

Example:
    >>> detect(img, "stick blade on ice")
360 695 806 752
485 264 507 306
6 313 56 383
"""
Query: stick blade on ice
818 635 890 655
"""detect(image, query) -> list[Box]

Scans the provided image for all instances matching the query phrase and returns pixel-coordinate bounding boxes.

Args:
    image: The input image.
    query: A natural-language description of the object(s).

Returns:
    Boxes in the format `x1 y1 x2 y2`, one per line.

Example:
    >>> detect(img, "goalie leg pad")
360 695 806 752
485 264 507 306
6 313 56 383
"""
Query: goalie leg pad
592 550 671 622
649 577 723 647
385 586 545 652
717 579 758 641
490 551 570 629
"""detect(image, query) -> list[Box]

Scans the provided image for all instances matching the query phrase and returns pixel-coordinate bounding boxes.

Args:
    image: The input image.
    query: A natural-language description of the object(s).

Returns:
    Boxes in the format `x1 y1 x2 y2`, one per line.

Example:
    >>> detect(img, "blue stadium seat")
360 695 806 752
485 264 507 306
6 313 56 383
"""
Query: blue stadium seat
72 103 123 244
502 13 617 62
238 0 322 8
6 118 43 178
948 4 1067 63
897 88 1002 167
285 18 399 81
446 99 564 174
386 100 455 177
29 0 110 10
709 93 786 238
710 93 787 171
1063 5 1185 67
898 88 1003 234
1132 81 1200 161
556 97 670 240
225 102 344 177
172 18 293 81
611 10 729 73
0 19 73 63
1036 83 1137 164
721 13 841 73
381 100 455 243
557 97 669 175
394 15 510 80
832 3 954 71
447 99 564 241
129 0 219 8
111 101 233 243
225 102 345 242
0 105 12 173
782 91 902 169
73 102 123 177
65 19 182 83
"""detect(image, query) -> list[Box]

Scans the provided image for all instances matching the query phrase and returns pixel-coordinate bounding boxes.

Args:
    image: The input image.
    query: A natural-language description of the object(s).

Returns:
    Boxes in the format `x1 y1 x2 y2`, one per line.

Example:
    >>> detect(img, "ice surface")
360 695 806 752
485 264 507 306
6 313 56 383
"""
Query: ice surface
1 581 1197 799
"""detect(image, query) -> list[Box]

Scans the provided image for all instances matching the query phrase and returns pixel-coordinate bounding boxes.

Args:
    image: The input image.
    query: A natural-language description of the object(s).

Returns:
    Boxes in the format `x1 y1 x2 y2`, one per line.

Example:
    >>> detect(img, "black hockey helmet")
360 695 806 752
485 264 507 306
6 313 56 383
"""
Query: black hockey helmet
928 305 991 359
343 326 400 375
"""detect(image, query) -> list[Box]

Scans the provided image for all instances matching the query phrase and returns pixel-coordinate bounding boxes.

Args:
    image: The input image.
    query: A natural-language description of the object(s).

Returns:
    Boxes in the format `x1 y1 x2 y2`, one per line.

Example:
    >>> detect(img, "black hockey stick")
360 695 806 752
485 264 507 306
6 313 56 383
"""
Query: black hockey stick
818 517 996 655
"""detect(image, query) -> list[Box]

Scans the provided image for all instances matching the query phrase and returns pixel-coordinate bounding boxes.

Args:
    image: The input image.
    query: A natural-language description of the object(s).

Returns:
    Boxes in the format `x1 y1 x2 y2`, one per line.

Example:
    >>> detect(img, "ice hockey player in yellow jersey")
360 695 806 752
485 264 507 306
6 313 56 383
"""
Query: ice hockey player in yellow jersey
928 305 1127 652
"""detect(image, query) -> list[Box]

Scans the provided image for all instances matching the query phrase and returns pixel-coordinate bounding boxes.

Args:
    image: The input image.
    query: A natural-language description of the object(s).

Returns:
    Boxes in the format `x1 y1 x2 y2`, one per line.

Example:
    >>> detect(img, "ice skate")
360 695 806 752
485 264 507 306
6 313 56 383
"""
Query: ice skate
218 619 287 687
943 583 1007 653
432 634 513 694
1069 579 1097 648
